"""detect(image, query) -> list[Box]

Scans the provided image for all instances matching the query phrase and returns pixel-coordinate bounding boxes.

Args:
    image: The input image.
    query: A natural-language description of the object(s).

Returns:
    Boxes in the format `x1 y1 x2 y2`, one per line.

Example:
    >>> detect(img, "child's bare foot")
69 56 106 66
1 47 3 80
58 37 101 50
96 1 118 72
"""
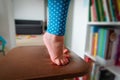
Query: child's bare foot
63 47 71 58
43 32 70 66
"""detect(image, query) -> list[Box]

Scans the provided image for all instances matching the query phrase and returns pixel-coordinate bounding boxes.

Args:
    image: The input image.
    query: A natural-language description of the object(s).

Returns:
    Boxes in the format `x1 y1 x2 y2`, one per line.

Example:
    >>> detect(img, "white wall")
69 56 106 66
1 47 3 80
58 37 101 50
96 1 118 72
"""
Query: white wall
13 0 45 21
0 0 16 50
65 0 89 58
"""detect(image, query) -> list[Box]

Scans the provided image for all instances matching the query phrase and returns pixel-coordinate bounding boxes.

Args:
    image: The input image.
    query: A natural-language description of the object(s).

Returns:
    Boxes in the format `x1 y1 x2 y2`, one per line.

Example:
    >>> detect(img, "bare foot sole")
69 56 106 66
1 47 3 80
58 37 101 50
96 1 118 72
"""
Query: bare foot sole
43 32 70 66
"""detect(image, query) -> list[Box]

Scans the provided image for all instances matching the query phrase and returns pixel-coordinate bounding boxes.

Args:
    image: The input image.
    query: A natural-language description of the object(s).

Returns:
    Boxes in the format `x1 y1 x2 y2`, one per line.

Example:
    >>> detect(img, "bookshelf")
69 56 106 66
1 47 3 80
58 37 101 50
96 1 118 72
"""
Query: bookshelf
84 0 120 80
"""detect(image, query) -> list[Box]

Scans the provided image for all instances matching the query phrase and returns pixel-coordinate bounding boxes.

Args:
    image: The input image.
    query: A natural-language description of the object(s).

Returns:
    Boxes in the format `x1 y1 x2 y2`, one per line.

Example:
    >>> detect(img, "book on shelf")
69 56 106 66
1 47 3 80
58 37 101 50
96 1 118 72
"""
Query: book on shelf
115 35 120 66
97 28 107 58
91 0 97 21
102 0 110 21
116 0 120 20
109 0 117 21
102 28 110 59
106 0 112 21
89 0 92 21
98 0 106 21
90 62 95 80
93 33 98 57
89 0 120 22
94 64 101 80
114 0 120 21
94 0 100 21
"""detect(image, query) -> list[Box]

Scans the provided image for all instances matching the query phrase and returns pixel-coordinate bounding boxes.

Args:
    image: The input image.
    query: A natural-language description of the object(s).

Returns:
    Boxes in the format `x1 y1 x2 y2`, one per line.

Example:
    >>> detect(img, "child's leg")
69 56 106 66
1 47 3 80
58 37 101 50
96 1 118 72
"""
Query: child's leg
43 0 71 66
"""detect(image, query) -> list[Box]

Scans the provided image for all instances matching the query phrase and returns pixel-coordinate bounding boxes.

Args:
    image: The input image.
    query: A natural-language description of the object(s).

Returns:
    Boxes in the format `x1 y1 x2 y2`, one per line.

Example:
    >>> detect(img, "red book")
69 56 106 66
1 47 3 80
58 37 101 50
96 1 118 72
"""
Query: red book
114 0 120 21
115 35 120 66
92 0 97 21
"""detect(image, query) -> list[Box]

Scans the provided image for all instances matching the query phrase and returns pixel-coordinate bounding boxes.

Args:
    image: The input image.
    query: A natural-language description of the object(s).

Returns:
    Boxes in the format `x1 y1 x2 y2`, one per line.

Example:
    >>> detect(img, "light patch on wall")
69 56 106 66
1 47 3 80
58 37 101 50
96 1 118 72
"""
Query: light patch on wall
13 0 45 21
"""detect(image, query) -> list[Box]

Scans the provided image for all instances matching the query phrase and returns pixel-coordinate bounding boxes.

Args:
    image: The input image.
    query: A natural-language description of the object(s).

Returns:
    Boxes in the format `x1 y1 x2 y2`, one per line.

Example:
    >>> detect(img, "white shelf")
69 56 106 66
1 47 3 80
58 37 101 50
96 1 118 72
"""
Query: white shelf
87 22 120 26
106 65 120 77
85 52 96 61
85 52 112 65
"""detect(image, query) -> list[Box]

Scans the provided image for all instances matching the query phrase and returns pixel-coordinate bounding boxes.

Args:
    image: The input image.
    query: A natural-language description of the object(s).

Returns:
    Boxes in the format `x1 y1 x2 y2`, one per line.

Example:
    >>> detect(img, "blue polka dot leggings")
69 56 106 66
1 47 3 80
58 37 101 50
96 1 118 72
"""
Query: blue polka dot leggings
47 0 71 36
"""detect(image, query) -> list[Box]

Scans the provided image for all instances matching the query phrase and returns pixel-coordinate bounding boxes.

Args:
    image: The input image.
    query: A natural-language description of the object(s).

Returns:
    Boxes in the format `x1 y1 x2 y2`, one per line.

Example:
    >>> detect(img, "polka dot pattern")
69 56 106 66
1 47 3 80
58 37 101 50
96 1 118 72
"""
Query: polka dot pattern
47 0 71 36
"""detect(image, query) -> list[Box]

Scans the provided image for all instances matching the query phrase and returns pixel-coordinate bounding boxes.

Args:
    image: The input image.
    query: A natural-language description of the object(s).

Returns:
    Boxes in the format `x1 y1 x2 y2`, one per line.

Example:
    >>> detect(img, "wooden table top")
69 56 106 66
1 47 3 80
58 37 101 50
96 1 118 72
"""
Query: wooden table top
0 46 89 80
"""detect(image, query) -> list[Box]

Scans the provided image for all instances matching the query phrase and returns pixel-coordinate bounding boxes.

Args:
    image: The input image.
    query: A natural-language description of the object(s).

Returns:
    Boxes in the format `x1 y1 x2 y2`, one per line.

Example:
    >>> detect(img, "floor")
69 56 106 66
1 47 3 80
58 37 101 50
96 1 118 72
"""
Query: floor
0 35 44 60
16 35 44 46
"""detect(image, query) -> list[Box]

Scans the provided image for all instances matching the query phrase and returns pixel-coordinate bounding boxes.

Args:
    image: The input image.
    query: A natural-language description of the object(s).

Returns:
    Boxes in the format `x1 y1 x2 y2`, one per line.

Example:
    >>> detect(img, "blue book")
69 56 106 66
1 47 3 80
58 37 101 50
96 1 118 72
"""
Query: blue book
97 28 104 58
102 29 109 59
